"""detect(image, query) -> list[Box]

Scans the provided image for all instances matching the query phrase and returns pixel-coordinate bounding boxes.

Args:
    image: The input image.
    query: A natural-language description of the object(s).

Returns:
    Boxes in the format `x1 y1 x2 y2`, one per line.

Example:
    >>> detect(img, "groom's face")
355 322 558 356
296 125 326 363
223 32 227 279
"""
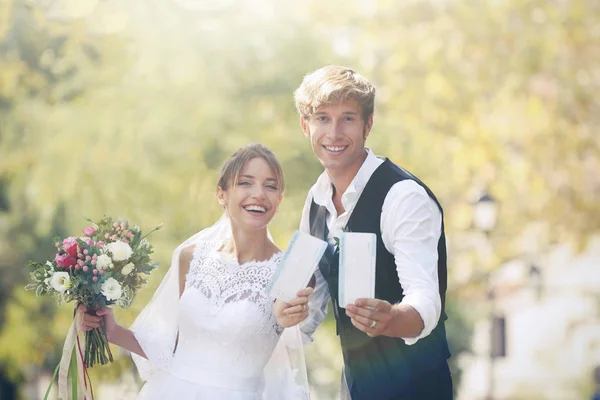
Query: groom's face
301 98 373 175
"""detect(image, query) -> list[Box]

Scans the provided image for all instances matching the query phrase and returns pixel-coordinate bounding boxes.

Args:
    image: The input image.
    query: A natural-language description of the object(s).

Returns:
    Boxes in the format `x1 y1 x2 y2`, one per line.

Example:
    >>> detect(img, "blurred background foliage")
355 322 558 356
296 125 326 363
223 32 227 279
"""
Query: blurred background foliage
0 0 598 398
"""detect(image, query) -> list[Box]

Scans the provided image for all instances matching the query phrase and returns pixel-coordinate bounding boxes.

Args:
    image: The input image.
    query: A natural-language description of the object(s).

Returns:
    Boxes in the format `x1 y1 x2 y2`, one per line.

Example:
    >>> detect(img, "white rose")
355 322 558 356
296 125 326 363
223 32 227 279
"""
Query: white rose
121 263 135 275
96 254 112 269
50 272 70 293
106 241 133 262
101 278 122 301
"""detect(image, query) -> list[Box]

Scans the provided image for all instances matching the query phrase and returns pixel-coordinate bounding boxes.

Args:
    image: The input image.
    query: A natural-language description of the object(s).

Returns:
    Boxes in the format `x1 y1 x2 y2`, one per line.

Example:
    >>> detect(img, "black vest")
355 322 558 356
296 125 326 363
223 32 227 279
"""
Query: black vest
309 159 452 400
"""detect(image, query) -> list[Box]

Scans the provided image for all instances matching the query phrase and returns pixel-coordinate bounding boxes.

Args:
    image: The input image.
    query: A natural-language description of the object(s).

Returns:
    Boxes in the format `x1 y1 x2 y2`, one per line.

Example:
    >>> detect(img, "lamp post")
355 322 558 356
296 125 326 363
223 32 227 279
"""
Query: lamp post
473 191 499 400
473 193 498 236
528 264 543 300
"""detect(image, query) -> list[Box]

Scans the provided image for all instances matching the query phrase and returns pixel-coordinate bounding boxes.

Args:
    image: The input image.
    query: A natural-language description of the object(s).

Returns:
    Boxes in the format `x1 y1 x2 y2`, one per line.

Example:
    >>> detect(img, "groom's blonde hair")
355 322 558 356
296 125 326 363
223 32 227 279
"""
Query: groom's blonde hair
294 65 376 121
217 143 285 193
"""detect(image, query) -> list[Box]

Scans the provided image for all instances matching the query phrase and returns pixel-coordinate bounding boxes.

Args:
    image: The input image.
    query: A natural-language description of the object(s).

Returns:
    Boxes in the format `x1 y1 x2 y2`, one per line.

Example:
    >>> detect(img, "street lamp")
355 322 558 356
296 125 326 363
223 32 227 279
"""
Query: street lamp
473 192 498 235
528 264 543 300
473 191 501 400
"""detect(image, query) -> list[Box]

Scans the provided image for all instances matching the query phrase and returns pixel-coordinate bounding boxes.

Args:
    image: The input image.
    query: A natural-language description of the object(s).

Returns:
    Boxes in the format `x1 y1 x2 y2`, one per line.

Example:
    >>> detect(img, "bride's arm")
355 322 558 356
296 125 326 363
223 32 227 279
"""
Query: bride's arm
178 245 193 295
173 245 193 351
77 245 195 359
77 304 147 358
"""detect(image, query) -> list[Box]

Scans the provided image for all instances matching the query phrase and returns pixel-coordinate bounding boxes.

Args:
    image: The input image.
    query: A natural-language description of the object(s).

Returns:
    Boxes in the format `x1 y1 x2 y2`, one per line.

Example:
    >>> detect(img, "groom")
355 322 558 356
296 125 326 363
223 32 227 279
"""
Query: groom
296 66 453 400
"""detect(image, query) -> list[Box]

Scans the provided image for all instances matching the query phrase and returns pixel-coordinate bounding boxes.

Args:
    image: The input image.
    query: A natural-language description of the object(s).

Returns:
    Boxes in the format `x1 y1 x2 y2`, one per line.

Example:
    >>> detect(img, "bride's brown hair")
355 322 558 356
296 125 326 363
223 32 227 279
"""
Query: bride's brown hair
217 143 285 193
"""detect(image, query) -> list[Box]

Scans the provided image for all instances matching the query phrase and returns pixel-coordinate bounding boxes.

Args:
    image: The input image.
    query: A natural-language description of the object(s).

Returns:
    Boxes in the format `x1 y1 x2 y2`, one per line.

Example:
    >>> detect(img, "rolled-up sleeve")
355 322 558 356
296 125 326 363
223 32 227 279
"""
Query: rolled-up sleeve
298 192 330 344
381 180 442 345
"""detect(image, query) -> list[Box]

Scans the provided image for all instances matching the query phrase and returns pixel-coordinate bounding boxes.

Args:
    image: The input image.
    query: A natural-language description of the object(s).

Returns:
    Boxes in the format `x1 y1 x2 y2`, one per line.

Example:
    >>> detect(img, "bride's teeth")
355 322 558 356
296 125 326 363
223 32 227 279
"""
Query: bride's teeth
245 205 266 213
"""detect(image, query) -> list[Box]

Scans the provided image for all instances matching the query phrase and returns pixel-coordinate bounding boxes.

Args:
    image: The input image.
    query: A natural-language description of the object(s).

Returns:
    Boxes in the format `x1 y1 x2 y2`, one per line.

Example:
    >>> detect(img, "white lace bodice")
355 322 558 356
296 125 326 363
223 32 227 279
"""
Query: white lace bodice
168 240 284 391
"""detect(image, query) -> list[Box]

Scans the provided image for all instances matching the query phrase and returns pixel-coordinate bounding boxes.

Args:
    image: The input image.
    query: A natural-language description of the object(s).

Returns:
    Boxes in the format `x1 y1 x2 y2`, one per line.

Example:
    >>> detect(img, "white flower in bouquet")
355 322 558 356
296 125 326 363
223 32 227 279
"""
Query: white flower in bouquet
96 254 112 269
106 240 132 261
101 278 123 301
50 272 70 293
121 262 135 275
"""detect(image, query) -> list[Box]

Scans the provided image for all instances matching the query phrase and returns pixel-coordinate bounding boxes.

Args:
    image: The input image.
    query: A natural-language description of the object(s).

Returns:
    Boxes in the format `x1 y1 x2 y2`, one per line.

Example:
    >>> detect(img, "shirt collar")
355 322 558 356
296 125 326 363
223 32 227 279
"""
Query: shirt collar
311 148 384 207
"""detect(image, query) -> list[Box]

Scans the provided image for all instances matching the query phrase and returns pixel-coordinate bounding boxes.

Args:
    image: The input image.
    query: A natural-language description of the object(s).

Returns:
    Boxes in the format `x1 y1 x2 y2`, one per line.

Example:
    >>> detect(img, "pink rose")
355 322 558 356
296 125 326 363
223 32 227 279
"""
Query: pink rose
83 226 96 237
55 253 77 269
62 237 78 257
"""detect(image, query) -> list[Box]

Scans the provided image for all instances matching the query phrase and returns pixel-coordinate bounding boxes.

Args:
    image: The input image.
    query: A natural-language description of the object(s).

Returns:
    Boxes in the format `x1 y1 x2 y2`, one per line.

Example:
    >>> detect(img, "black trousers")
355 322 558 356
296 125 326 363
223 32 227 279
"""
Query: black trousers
346 362 453 400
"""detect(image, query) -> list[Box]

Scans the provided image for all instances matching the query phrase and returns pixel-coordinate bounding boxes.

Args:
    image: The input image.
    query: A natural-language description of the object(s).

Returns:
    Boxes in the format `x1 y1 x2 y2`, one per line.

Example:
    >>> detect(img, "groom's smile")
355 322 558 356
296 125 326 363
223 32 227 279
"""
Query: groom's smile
323 145 348 153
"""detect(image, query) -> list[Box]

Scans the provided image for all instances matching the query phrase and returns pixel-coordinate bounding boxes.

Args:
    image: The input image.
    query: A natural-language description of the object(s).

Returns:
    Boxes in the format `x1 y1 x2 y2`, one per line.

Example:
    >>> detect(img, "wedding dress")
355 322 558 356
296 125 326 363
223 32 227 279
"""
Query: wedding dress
129 216 309 399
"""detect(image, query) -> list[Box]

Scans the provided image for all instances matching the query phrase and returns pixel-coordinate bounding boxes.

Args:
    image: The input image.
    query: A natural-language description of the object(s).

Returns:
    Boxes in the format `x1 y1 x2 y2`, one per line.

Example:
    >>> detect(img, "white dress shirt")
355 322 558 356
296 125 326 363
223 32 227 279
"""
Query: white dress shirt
299 149 443 346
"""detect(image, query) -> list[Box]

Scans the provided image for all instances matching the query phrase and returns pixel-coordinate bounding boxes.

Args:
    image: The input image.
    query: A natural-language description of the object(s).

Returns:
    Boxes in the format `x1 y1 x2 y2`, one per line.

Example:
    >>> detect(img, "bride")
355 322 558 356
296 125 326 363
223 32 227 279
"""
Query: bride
78 143 313 399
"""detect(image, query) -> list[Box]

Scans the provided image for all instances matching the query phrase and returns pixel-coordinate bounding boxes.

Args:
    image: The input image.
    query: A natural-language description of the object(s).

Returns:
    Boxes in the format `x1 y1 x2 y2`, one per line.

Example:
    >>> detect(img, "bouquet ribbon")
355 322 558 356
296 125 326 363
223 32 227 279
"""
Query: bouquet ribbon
56 312 93 400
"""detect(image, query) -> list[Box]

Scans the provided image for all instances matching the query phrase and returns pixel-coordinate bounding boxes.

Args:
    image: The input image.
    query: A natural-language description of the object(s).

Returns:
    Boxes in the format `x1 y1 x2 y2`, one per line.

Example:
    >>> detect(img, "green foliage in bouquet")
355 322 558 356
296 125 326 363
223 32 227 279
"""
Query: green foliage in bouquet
25 216 162 368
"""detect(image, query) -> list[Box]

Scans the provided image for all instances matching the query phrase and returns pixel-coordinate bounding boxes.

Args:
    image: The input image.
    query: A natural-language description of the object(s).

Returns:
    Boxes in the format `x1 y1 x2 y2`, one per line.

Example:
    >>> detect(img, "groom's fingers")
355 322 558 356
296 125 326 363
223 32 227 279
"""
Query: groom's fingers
349 316 371 334
354 298 392 312
345 304 382 322
345 309 373 330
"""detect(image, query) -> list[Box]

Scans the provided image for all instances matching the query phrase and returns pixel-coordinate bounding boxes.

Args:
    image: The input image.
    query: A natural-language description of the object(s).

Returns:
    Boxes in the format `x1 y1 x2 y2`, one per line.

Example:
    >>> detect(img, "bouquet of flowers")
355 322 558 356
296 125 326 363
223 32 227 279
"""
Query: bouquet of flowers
26 216 162 370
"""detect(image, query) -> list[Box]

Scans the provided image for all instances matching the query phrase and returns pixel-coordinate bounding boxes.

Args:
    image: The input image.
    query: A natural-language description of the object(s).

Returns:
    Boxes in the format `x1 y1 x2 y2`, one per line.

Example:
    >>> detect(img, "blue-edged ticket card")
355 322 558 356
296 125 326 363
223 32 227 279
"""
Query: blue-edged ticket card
267 230 328 303
338 232 376 308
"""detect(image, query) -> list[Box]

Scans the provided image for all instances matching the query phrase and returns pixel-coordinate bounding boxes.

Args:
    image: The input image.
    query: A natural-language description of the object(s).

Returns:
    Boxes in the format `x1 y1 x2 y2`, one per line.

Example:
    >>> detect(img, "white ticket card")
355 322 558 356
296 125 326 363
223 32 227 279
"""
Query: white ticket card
338 232 376 308
267 230 328 303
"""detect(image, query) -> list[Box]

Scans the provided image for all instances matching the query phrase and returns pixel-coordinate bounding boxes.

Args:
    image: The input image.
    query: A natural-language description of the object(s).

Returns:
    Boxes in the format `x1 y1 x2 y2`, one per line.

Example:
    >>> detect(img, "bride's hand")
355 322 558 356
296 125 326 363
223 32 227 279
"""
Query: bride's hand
76 304 117 339
273 287 313 328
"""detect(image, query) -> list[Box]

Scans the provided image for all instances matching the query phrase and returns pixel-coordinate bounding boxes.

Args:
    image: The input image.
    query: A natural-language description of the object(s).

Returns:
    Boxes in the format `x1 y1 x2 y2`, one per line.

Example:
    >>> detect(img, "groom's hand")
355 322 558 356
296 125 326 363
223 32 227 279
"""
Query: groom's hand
273 287 313 328
345 298 393 337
